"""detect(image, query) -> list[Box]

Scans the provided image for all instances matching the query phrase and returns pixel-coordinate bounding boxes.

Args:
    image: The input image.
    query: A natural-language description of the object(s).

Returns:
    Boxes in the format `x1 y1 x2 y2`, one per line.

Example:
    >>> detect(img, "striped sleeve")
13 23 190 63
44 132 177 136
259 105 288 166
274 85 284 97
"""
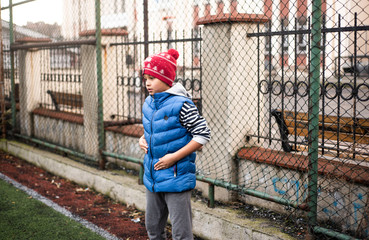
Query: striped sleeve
179 102 211 145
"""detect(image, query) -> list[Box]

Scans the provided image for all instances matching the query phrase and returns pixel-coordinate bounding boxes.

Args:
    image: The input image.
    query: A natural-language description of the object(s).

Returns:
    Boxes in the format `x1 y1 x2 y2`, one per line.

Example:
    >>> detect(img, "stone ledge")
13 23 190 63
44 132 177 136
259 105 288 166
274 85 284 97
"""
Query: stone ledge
33 107 84 125
237 146 369 186
197 13 269 25
32 108 143 138
105 124 144 138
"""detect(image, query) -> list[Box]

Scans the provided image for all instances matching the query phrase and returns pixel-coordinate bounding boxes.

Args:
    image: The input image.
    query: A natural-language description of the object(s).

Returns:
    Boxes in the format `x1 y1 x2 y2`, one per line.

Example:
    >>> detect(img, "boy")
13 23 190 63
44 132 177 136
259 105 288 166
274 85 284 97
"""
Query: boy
139 49 210 240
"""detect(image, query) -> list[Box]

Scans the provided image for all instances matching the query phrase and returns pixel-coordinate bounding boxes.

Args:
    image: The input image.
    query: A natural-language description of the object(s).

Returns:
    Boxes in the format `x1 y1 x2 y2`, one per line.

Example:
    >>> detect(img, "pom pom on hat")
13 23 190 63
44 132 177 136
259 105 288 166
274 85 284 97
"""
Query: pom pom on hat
167 48 179 60
143 49 179 87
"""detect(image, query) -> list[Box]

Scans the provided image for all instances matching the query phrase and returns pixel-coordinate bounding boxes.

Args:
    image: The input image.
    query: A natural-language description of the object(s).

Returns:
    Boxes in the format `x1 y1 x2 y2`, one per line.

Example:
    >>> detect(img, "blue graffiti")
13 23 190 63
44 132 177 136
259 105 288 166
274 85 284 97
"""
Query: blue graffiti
272 177 304 202
272 177 324 204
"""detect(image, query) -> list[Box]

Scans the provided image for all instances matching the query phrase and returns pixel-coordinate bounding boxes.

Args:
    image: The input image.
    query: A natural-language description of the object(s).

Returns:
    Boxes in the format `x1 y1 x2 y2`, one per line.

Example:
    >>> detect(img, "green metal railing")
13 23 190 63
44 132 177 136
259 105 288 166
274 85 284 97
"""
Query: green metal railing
94 0 105 169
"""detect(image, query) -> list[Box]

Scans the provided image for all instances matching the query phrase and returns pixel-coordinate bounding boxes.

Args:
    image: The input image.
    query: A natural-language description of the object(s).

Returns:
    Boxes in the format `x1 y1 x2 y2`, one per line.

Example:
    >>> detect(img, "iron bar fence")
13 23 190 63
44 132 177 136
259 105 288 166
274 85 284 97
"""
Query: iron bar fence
1 0 369 239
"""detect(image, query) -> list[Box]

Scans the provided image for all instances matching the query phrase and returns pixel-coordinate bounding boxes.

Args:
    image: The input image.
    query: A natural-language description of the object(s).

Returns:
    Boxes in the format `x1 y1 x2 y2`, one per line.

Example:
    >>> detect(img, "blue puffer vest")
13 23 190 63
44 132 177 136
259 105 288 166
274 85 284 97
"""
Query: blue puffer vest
142 91 196 193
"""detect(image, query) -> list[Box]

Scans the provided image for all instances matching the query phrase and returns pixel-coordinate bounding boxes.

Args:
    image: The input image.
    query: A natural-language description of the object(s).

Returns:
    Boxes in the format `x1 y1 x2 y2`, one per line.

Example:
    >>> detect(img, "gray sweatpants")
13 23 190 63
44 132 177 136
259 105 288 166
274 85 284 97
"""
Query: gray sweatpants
145 189 193 240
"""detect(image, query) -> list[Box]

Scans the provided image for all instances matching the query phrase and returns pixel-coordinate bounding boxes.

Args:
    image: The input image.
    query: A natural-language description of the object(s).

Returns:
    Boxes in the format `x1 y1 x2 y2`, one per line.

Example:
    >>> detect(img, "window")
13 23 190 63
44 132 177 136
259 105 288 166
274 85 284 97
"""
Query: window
281 18 289 53
193 27 201 57
114 0 118 14
265 23 271 54
121 0 126 13
297 16 307 52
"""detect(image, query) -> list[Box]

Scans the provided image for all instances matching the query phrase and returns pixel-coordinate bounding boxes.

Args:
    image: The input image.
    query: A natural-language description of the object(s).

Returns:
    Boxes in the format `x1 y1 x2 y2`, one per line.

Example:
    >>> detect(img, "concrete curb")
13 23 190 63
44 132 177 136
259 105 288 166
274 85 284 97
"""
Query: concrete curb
0 139 296 240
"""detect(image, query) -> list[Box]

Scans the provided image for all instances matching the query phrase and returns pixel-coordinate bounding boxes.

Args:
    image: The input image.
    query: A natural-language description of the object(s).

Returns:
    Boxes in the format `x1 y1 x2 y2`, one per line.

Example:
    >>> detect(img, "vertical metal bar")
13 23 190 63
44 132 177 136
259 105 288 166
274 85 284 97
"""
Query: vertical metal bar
191 29 194 96
115 36 119 121
200 28 202 115
281 19 285 137
294 17 297 151
208 183 215 208
308 0 322 234
352 13 358 159
337 15 342 157
321 14 326 156
0 3 5 138
268 21 272 145
143 0 149 58
139 165 144 185
257 24 260 143
95 0 105 169
182 30 185 87
308 16 311 115
9 0 16 133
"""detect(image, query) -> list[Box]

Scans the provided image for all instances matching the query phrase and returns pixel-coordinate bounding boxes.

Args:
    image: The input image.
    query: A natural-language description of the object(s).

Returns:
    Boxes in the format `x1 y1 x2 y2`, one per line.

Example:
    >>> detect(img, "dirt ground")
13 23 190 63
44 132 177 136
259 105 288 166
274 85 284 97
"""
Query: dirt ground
0 151 151 240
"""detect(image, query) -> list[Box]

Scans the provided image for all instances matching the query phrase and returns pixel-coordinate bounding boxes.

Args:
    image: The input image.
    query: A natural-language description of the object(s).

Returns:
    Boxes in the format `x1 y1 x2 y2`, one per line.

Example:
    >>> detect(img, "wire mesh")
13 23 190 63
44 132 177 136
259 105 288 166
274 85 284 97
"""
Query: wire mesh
1 0 369 239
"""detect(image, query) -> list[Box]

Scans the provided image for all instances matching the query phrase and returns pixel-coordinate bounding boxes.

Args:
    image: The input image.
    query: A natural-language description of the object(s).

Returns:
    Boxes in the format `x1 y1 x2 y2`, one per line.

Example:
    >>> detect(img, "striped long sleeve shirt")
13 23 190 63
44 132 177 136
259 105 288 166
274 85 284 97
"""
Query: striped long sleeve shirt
179 102 211 145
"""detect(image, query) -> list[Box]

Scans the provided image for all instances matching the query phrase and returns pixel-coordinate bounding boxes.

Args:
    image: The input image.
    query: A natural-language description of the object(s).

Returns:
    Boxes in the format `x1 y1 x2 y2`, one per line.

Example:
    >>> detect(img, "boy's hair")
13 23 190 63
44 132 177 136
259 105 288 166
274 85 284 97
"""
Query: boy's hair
143 49 179 87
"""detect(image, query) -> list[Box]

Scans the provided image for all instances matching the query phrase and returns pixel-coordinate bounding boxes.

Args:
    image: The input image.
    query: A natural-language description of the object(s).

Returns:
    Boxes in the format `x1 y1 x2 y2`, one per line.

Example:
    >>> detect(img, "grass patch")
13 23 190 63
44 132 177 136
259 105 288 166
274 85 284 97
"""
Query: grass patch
0 179 106 240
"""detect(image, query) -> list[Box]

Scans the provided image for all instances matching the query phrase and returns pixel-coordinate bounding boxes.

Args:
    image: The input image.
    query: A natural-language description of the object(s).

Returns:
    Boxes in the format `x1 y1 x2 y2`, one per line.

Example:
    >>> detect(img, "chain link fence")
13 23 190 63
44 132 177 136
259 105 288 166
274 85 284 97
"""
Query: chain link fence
1 0 368 239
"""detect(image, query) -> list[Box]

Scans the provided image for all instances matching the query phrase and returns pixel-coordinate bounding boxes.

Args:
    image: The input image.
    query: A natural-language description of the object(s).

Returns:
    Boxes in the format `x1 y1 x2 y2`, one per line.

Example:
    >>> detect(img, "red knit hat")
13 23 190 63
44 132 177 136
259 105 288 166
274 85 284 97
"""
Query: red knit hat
143 49 179 87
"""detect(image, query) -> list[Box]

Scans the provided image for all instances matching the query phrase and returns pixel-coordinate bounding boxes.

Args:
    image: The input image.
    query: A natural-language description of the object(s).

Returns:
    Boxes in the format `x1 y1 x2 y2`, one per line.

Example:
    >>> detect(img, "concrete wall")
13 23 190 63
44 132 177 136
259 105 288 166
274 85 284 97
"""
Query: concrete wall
238 159 369 233
33 115 84 152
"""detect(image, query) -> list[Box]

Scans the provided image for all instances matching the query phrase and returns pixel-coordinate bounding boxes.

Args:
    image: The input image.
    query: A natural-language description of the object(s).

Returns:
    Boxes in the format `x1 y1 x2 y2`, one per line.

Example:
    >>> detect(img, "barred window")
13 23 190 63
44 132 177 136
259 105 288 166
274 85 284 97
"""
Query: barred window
265 23 271 54
298 16 308 52
282 18 289 53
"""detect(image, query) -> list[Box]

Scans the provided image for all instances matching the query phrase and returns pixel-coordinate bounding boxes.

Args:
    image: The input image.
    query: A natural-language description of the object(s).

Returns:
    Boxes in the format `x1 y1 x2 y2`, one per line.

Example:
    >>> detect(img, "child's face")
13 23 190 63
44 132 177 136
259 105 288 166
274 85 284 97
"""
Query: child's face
144 74 170 95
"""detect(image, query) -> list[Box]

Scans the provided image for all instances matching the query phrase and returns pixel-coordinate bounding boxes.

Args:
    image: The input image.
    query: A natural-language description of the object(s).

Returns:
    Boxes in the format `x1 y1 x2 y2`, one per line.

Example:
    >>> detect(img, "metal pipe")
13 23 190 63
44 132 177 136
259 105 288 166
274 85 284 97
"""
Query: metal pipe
102 151 143 165
0 2 5 138
10 39 96 50
9 0 16 133
196 175 303 209
247 25 369 37
208 183 215 208
139 165 144 185
1 0 36 10
109 37 203 47
143 0 149 58
14 134 97 162
308 0 322 232
94 0 105 169
313 226 360 240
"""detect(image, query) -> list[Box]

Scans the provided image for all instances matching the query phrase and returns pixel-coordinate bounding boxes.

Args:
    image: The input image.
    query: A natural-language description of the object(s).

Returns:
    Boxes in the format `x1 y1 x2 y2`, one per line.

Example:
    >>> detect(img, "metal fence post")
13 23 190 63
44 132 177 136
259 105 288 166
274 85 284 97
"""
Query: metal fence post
143 0 149 58
9 0 16 133
308 0 322 235
0 2 5 138
95 0 105 169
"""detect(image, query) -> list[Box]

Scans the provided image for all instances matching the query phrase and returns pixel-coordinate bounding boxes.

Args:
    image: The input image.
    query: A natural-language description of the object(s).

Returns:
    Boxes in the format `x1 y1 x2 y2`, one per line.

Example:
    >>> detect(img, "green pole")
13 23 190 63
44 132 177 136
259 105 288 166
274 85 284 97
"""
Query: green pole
308 0 322 233
94 0 105 169
314 226 360 240
208 183 215 208
9 0 16 133
139 165 144 185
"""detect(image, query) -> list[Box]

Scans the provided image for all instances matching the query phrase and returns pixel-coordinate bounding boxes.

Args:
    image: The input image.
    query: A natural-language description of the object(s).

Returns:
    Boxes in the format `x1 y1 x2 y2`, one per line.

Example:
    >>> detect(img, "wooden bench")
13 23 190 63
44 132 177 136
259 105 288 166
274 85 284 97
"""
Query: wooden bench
47 90 83 111
271 109 369 159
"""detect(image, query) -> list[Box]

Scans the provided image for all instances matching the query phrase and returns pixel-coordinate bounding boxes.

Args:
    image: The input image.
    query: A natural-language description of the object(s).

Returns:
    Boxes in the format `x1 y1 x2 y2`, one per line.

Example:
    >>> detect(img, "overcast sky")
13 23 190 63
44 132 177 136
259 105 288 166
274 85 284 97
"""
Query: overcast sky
1 0 63 26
